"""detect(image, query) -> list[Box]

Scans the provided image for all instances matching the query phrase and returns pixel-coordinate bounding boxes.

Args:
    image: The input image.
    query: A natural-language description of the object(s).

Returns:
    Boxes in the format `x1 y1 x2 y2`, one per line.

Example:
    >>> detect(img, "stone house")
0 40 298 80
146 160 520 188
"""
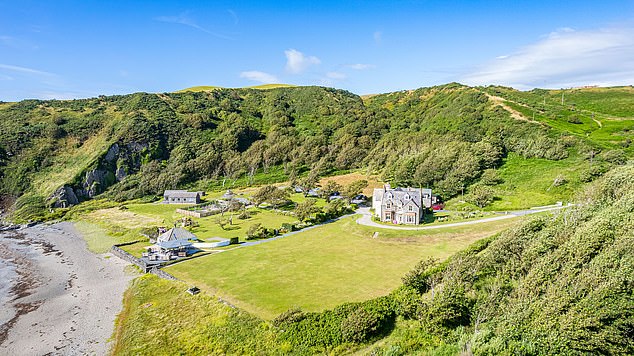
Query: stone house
163 190 202 204
372 184 432 225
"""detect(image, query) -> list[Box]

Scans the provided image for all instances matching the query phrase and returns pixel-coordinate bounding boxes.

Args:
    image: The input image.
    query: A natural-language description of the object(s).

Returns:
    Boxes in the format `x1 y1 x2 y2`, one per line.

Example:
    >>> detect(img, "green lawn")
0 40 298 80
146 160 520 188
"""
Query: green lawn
94 203 298 241
481 152 585 211
166 215 520 319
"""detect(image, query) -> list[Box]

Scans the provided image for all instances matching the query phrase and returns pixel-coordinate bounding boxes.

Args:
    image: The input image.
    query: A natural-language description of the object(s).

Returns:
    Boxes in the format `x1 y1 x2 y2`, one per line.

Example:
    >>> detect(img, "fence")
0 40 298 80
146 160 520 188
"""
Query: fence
150 267 179 280
111 245 149 272
175 208 216 218
110 244 179 281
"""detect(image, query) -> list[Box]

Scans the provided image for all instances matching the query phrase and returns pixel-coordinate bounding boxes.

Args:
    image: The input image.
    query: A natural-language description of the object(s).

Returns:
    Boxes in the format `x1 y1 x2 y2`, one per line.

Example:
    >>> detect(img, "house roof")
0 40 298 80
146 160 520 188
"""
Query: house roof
156 239 193 250
377 187 423 208
157 227 197 243
164 190 200 199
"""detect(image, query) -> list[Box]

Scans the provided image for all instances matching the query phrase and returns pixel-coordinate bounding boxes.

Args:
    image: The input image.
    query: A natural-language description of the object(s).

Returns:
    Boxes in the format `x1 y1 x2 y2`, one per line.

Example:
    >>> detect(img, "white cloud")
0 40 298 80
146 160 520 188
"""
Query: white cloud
0 63 55 76
155 13 232 40
326 71 347 80
284 49 320 74
373 31 382 44
462 26 634 89
346 63 376 70
240 71 278 83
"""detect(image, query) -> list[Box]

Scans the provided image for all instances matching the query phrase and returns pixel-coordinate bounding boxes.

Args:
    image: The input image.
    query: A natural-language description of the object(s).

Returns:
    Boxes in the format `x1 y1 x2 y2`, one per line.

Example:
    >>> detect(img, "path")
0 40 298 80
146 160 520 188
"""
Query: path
355 204 571 231
484 93 545 126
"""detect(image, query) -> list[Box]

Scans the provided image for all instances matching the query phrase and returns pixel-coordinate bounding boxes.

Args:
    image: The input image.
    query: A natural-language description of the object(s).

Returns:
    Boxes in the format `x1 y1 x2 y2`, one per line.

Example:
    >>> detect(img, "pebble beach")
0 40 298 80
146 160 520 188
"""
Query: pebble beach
0 222 134 355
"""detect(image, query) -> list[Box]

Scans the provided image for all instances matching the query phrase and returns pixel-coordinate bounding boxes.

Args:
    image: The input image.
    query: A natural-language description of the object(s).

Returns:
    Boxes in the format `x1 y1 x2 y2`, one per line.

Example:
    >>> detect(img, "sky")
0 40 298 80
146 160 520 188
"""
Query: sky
1 0 634 101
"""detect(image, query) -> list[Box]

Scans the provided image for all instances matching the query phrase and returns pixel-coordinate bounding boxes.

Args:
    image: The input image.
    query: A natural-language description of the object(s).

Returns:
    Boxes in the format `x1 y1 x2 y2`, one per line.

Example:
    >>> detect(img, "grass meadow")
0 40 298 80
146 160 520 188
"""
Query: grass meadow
166 214 521 319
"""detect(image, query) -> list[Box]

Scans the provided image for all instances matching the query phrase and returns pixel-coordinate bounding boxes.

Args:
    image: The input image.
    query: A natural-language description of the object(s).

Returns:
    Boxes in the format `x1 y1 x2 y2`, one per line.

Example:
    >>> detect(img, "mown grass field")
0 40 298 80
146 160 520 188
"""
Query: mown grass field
166 214 522 319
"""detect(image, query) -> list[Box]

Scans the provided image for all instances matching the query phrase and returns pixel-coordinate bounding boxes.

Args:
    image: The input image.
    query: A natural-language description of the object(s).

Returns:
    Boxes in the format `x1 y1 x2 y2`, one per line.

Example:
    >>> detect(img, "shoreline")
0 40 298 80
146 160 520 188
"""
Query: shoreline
0 222 135 355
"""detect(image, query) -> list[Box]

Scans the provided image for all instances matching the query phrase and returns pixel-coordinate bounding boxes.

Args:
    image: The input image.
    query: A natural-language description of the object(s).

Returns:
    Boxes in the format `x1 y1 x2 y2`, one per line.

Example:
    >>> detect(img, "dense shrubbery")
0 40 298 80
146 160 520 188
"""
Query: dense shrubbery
1 84 592 221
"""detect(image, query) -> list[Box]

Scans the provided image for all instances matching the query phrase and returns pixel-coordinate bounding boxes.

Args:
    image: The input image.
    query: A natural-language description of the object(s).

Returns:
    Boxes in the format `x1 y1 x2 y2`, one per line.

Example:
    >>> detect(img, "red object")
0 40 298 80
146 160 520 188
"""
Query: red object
432 204 444 211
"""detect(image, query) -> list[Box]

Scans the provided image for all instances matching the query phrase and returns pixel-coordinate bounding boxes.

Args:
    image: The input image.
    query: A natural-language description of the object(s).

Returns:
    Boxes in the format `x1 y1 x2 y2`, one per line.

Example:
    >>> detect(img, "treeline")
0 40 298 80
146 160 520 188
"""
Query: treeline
0 84 583 218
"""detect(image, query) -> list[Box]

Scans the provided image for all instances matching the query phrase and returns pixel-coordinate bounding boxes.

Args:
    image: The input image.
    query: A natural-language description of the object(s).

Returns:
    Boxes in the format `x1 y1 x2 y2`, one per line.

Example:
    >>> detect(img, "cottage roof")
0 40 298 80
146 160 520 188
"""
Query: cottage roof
156 239 193 250
164 190 200 199
157 227 197 243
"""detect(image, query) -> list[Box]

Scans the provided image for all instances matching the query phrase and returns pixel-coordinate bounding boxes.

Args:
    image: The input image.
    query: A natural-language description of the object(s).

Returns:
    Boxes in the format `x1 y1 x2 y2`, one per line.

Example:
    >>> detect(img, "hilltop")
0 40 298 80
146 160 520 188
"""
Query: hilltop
176 83 297 93
0 83 632 222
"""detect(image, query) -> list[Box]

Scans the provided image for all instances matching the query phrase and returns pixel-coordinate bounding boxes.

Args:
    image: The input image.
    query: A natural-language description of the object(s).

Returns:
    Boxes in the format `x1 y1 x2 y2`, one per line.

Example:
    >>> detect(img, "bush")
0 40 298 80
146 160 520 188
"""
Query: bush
341 308 380 343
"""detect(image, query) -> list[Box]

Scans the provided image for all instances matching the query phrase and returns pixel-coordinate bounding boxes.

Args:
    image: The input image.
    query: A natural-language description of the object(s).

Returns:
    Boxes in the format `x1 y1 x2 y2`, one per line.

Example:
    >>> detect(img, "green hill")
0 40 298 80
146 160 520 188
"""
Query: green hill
0 84 632 222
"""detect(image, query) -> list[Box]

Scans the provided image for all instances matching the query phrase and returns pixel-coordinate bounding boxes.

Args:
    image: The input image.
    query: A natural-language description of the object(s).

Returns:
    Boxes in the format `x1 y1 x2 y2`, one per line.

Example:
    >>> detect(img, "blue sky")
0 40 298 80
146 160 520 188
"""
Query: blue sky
1 0 634 101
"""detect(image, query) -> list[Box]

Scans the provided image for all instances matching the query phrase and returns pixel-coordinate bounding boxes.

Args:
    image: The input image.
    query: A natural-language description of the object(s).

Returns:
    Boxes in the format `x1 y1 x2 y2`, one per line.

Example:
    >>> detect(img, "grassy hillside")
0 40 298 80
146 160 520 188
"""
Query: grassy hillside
0 84 631 222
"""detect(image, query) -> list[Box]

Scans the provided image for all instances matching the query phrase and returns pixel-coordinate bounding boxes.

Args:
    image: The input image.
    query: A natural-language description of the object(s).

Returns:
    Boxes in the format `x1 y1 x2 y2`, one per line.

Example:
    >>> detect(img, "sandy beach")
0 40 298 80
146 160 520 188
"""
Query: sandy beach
0 222 135 355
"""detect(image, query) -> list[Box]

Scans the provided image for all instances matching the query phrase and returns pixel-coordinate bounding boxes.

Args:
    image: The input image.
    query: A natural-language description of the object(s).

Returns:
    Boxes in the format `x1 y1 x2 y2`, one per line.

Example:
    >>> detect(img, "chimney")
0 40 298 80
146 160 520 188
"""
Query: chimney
384 183 391 191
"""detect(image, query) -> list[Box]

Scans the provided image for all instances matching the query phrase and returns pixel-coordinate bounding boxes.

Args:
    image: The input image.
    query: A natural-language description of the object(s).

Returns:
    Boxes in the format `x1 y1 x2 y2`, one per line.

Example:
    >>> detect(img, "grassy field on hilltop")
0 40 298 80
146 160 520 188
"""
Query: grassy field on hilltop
176 83 296 93
166 214 522 319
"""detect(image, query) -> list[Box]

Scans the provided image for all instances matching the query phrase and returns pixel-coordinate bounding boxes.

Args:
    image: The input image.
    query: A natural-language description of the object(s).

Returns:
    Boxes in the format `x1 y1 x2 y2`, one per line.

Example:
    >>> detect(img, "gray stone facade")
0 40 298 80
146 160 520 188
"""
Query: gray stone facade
372 184 432 225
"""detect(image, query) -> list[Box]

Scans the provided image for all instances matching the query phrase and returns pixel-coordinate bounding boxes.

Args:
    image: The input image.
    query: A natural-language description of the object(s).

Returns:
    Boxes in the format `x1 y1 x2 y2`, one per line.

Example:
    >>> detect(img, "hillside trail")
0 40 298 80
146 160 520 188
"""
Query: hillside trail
484 93 545 126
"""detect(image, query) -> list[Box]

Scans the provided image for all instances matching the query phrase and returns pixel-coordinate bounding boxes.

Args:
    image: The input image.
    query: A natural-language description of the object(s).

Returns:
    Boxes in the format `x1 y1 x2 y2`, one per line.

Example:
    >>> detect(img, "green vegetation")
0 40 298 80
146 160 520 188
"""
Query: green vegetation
111 275 278 355
115 164 634 355
166 215 520 319
6 83 632 223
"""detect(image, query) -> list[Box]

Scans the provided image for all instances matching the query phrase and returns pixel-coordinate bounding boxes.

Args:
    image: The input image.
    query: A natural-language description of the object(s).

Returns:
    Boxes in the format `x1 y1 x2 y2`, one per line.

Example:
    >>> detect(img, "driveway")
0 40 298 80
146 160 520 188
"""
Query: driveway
355 204 572 231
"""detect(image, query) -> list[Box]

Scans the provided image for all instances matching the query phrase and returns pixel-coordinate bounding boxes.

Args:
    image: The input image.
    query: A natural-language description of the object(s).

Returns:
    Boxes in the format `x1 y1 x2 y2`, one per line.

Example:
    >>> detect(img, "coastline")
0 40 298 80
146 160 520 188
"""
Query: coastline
0 222 135 355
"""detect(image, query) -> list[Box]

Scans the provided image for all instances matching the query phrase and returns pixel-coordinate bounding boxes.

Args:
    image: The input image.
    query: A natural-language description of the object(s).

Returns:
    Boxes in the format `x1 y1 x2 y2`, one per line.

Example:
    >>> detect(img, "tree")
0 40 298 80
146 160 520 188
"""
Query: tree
467 184 494 208
320 180 342 199
297 172 319 197
480 169 503 186
252 185 290 208
295 198 320 222
215 216 230 230
342 179 368 201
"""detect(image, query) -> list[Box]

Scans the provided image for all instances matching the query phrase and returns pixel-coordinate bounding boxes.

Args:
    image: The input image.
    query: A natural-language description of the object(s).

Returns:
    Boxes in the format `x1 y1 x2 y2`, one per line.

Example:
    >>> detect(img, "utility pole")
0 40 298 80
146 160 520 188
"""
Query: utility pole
561 91 565 105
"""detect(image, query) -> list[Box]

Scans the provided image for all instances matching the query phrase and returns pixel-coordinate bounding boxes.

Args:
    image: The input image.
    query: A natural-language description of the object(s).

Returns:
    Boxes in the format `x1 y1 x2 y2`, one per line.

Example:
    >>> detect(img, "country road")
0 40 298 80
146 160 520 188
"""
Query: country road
355 204 572 230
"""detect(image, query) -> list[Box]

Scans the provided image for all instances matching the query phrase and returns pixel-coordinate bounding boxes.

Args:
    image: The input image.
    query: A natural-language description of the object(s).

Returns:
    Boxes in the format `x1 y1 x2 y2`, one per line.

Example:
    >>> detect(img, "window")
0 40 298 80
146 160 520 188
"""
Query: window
386 201 391 209
408 205 413 211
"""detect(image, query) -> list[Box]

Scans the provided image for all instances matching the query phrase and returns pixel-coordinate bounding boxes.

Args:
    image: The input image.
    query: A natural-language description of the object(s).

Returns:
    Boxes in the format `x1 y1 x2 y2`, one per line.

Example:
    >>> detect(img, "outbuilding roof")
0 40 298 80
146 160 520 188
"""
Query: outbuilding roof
164 190 201 199
157 227 197 243
156 239 193 250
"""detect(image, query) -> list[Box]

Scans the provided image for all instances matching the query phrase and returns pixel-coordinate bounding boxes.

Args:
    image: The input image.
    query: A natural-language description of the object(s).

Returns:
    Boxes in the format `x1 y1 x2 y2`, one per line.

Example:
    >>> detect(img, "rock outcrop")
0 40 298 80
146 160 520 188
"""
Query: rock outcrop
50 186 79 208
47 141 149 207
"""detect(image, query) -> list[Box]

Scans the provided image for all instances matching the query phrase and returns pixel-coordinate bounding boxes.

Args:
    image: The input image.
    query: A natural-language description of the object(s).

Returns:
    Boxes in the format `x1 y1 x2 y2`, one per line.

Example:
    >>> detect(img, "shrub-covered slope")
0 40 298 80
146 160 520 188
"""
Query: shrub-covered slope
0 84 631 221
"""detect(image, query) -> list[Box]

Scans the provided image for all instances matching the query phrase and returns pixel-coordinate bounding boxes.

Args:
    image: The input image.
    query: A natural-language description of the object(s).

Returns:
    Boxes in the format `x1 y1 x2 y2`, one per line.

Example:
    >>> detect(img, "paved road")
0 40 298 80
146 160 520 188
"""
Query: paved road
355 204 572 231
